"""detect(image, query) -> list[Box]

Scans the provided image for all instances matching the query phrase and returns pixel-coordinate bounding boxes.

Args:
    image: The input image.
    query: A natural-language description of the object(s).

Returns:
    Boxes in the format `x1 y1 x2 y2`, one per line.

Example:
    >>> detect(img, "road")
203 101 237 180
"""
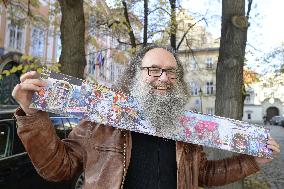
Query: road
244 125 284 189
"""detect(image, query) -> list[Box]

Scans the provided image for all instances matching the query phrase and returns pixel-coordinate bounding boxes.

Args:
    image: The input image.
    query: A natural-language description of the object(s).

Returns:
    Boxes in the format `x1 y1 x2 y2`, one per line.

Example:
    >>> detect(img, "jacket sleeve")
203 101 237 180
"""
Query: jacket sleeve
15 108 88 182
198 146 260 187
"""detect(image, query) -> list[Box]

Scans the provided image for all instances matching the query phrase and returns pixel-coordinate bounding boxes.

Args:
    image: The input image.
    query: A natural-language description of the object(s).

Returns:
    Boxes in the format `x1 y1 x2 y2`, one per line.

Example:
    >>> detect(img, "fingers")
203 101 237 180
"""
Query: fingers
20 71 41 82
22 78 48 87
12 79 47 99
267 137 281 155
19 82 45 92
268 137 279 148
267 144 280 155
12 84 21 98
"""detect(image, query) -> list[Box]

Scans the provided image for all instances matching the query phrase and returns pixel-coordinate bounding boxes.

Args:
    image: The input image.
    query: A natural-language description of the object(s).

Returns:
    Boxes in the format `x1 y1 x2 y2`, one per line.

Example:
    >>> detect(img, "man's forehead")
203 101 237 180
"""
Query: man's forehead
141 48 177 68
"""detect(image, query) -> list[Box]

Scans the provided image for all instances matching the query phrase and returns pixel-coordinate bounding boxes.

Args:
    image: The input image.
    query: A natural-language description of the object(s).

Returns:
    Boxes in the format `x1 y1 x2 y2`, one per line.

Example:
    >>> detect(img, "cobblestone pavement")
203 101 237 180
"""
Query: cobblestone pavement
244 125 284 189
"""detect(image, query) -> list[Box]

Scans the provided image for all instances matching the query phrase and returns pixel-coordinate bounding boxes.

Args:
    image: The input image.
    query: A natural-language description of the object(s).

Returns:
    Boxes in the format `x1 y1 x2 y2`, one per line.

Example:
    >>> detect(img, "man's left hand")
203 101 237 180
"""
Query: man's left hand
254 136 280 165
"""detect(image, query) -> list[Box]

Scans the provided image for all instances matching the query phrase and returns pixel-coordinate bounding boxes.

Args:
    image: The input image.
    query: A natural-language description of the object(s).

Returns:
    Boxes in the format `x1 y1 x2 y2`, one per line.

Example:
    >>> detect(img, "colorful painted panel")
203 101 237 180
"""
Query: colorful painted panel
30 69 271 157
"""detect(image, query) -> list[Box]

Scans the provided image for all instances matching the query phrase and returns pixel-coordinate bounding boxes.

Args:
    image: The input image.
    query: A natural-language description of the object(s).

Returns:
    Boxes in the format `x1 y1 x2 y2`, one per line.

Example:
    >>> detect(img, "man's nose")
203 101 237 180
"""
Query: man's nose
159 71 170 82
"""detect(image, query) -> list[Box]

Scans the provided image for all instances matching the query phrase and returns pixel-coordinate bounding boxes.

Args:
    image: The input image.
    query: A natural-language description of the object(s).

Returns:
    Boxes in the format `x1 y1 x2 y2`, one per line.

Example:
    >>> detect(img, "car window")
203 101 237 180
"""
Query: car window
51 118 67 139
62 118 80 137
0 122 11 158
51 118 64 129
61 118 72 129
67 118 80 128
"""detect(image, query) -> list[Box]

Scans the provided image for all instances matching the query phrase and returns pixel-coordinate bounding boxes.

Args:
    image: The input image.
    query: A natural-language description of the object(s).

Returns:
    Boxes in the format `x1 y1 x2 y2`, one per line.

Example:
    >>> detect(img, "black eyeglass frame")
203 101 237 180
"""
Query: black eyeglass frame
140 67 178 79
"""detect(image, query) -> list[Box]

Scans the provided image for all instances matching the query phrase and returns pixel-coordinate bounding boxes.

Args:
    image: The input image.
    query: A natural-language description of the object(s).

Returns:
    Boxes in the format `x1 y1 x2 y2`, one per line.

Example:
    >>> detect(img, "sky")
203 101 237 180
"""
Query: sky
181 0 284 74
105 0 284 73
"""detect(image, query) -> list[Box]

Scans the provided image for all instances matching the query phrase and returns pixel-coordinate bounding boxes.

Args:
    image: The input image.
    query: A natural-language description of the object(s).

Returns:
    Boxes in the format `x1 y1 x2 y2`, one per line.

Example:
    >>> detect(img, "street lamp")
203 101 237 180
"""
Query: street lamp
199 87 203 113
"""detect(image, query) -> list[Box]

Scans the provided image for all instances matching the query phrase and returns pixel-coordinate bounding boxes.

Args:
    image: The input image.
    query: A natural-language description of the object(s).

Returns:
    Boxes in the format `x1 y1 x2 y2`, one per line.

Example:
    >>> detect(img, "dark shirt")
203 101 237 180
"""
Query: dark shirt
123 132 177 189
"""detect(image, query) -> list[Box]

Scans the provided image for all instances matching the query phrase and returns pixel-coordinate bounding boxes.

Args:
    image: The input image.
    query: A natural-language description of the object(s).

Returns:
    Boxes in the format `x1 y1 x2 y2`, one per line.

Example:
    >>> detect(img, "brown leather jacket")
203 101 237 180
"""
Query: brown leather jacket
15 108 260 189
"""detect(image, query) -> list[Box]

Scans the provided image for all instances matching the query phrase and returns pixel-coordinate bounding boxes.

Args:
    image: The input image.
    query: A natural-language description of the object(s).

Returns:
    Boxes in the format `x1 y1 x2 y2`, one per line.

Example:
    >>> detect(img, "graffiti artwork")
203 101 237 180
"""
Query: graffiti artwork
30 69 271 158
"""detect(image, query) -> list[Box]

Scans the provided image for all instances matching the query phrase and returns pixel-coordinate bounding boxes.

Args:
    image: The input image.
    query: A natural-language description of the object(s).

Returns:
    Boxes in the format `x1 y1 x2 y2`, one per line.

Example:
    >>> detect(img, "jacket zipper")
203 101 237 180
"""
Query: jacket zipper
120 132 127 189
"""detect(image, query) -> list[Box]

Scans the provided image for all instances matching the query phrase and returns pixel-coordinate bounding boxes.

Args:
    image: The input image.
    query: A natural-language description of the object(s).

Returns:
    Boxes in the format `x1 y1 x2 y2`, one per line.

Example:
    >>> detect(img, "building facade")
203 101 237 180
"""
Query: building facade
175 9 284 124
84 0 143 86
243 74 284 124
175 9 219 115
0 1 61 104
0 1 60 63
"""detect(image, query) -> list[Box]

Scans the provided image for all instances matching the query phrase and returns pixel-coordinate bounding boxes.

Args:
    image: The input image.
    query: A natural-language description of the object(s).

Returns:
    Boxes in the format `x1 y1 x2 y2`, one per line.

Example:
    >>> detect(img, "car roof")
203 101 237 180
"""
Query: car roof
0 105 18 114
0 105 76 119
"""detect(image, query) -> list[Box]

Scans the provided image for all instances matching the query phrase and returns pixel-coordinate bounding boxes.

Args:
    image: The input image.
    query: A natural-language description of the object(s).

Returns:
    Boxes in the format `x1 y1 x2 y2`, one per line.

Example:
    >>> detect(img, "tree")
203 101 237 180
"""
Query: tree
143 0 148 47
122 1 137 50
263 43 284 73
58 0 86 79
206 0 253 189
169 0 177 50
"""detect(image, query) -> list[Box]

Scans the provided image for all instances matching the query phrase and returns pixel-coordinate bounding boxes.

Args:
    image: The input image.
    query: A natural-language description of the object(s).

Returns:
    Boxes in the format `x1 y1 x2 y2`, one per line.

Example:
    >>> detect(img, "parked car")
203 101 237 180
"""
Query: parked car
0 106 84 189
269 115 284 126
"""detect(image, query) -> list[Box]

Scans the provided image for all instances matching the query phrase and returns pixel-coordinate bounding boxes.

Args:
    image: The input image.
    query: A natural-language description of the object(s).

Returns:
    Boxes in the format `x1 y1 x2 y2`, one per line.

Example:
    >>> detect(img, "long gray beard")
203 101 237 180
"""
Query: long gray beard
130 77 188 137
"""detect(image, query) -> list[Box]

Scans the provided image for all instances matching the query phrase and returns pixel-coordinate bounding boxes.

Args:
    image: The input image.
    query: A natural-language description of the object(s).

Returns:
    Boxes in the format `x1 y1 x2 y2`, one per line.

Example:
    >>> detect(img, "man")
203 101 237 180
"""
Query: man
12 45 280 189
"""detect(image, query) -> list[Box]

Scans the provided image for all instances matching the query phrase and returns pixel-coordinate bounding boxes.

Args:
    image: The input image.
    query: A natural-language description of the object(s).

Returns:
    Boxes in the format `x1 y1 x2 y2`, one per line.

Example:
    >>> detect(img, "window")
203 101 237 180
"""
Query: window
190 82 199 96
111 36 116 47
31 27 45 57
191 60 197 70
99 65 105 79
195 99 201 112
7 23 23 50
205 57 213 69
264 92 268 98
51 118 64 129
248 113 251 120
88 15 96 35
0 123 10 158
206 81 214 95
97 52 105 79
51 118 66 138
118 67 122 77
67 118 80 128
195 99 200 105
245 94 251 104
0 120 16 158
110 64 114 82
88 53 96 75
206 108 214 115
56 34 61 62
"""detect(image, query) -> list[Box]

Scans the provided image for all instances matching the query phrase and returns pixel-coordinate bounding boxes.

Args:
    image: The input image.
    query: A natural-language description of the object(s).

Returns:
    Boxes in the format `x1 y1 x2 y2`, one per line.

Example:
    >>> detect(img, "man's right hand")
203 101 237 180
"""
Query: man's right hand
12 71 48 115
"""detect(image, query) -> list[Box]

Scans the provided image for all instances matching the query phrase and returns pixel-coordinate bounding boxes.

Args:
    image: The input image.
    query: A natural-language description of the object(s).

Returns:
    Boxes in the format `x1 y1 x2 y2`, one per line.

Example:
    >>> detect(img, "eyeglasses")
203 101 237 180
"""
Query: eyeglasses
141 67 177 79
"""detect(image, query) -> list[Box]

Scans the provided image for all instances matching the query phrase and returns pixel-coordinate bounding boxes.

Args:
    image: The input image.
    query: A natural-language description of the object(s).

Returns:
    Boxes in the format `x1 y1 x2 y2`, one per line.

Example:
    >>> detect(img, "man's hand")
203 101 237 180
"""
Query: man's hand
254 136 280 165
12 71 48 115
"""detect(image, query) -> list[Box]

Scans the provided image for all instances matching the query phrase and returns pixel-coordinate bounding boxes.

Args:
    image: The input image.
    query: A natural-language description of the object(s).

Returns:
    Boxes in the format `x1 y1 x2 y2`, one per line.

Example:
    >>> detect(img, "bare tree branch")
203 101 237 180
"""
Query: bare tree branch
176 17 206 50
149 7 171 16
246 0 253 18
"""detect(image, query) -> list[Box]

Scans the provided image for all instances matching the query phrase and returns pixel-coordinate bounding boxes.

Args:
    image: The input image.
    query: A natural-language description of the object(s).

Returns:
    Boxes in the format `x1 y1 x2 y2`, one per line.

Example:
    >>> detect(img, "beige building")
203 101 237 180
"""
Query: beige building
176 9 220 115
0 1 60 63
179 48 219 115
0 1 61 104
175 10 284 123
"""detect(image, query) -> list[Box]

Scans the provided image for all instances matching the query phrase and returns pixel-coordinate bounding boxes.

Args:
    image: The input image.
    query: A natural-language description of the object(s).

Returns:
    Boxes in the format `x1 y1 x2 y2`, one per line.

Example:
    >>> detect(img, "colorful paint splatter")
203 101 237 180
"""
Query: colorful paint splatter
30 69 271 158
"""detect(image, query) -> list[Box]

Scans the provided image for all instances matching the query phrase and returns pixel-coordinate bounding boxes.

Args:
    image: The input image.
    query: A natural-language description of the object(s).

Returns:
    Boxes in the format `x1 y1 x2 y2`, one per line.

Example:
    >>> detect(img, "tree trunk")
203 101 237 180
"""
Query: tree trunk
143 0 148 47
58 0 86 79
169 0 177 51
122 1 136 51
205 0 249 189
